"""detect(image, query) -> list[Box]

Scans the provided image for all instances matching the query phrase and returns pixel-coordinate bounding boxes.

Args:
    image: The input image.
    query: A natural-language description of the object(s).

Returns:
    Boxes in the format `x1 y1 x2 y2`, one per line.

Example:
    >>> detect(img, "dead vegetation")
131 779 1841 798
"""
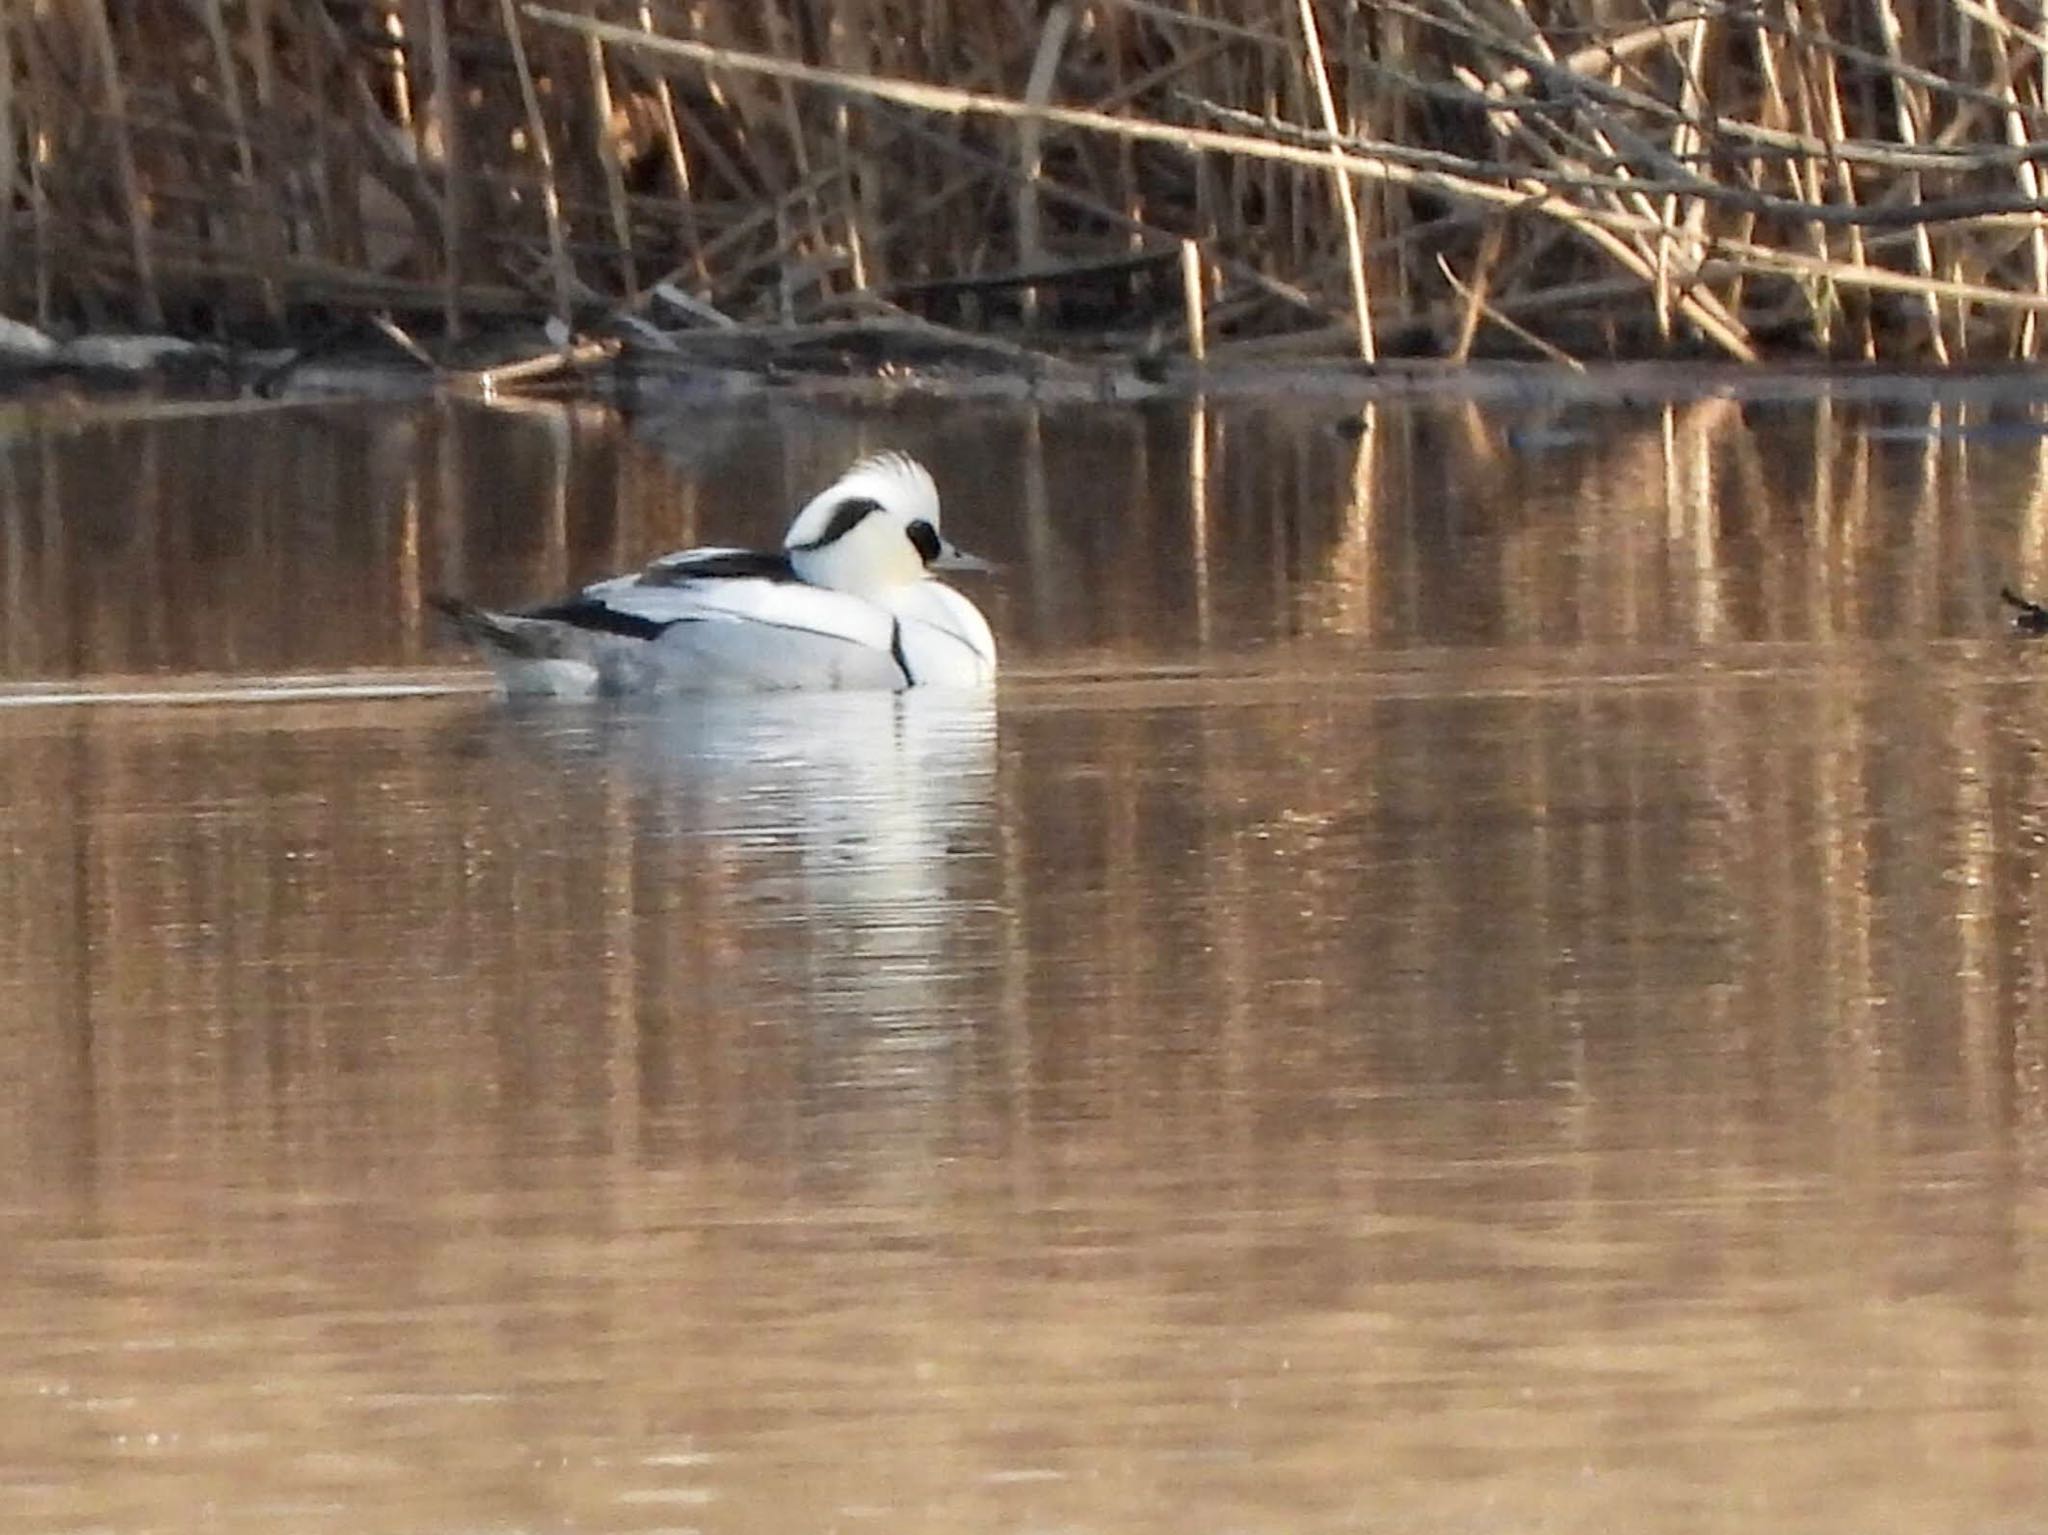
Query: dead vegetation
12 0 2048 367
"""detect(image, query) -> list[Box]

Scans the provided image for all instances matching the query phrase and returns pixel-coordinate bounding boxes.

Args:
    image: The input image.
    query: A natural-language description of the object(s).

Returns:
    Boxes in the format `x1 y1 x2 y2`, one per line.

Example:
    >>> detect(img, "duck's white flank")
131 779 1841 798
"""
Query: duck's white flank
433 451 997 696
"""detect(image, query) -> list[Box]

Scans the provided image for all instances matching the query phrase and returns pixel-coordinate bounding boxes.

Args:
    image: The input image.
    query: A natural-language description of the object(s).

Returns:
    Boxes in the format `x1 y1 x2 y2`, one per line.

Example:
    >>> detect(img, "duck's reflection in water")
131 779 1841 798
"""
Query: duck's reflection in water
495 690 1001 1050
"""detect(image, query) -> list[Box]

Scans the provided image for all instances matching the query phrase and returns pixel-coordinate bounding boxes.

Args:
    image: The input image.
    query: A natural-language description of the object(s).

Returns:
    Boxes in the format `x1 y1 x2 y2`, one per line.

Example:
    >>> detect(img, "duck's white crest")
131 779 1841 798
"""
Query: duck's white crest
782 451 947 597
433 449 997 697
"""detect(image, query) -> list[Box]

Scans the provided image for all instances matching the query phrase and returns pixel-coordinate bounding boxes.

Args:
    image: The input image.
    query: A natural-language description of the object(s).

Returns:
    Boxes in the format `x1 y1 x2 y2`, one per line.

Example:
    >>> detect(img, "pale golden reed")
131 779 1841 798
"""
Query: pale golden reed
10 0 2048 363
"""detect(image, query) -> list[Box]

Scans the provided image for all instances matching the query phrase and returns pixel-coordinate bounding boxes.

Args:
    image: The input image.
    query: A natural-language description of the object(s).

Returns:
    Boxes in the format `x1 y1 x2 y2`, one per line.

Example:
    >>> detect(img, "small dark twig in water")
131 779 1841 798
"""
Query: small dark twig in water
2001 587 2048 634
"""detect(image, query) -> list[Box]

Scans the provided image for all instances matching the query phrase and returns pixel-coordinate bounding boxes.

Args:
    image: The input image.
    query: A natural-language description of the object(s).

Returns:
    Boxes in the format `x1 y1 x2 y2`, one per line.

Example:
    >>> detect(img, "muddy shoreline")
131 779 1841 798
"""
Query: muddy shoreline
11 326 2048 418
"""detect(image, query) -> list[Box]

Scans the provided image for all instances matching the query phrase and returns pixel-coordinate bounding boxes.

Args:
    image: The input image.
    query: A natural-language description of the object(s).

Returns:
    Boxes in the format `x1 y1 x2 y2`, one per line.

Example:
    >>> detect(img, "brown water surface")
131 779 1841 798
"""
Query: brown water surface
5 390 2048 1532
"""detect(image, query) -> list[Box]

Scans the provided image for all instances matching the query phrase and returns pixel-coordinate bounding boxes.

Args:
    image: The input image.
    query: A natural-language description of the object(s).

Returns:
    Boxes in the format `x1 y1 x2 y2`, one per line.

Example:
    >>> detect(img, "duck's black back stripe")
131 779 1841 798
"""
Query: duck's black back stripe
889 621 913 686
526 597 669 640
642 549 797 585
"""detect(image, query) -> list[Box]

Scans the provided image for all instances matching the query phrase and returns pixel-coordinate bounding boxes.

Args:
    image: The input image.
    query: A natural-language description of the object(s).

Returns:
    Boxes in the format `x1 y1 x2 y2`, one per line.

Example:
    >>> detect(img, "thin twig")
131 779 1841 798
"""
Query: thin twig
497 0 575 322
1295 0 1374 360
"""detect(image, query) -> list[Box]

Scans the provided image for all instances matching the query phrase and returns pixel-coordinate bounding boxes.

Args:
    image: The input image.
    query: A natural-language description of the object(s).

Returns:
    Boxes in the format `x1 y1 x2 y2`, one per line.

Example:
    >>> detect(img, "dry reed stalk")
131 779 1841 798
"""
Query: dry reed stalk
200 0 284 325
1953 0 2048 51
31 0 2048 363
422 0 464 337
1799 11 1876 358
773 203 796 323
581 25 638 300
518 10 1750 301
873 98 1324 322
369 311 438 368
826 0 873 294
1180 237 1206 361
1015 3 1075 330
380 1 413 132
688 160 857 308
82 0 162 328
1656 16 1711 346
801 294 1088 372
1973 0 2047 358
1176 93 2047 231
1451 0 1669 242
1098 1 1144 263
1869 0 1950 360
497 0 577 321
0 9 14 311
1448 218 1504 364
755 5 830 297
1450 53 1758 356
633 0 707 288
16 12 56 328
278 1 343 267
452 334 620 396
1483 12 1716 95
1695 241 2048 316
1294 0 1374 359
2032 23 2048 359
1747 26 1807 337
1445 56 1672 344
1437 253 1582 368
1376 7 1426 324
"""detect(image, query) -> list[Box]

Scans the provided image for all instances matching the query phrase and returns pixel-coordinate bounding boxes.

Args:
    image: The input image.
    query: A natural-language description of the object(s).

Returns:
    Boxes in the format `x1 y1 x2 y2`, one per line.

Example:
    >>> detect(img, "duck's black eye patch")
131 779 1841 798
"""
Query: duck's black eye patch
907 519 942 564
791 496 883 551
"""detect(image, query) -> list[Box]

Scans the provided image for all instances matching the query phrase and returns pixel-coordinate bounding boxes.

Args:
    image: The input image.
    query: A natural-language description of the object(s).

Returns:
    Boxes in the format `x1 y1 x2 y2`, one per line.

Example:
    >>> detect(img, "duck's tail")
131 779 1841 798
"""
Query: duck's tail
428 593 562 660
429 594 611 696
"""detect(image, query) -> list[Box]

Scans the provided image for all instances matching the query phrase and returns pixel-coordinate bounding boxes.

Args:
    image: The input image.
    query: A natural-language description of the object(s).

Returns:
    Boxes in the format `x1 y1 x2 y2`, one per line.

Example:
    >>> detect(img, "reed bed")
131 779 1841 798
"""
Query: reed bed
13 0 2048 365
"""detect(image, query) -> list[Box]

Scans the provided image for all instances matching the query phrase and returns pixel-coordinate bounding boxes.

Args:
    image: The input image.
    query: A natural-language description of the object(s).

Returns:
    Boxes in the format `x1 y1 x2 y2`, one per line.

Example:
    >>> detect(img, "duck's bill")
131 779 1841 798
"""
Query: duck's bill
932 540 998 573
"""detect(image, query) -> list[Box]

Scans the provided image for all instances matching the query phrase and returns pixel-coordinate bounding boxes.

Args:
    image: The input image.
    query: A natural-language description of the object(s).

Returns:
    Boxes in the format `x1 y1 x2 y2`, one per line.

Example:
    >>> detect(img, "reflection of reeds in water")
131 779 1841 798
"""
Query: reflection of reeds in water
9 394 2048 683
20 3 2048 360
1266 395 2048 650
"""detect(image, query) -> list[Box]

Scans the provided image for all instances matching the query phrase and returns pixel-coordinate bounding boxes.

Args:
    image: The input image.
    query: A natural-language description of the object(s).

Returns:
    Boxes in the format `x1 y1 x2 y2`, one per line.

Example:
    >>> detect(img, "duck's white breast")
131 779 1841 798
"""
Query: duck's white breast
888 582 998 688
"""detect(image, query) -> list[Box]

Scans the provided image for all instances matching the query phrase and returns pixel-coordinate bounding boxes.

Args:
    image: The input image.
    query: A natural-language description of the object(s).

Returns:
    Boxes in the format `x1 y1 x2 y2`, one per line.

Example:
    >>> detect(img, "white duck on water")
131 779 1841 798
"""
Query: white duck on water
433 451 997 695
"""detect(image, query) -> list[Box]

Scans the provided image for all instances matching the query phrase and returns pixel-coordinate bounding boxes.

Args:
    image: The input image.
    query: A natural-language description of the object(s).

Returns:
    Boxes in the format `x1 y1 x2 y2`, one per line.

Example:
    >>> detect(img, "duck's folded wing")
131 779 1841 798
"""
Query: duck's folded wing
539 572 907 689
579 573 893 646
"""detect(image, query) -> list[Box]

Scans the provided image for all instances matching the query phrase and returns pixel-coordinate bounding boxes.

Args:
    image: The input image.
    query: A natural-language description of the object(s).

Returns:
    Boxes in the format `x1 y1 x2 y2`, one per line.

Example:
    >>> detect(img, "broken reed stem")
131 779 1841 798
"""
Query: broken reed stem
496 0 576 323
1978 0 2047 358
0 10 13 307
825 0 871 294
1295 0 1374 360
1436 253 1585 369
1449 219 1505 363
451 334 620 395
1016 3 1075 330
201 0 282 324
424 0 464 339
82 0 163 328
1804 5 1876 357
17 7 54 328
1658 15 1711 345
380 1 412 131
1871 0 1949 360
756 4 831 296
582 28 637 300
634 0 707 289
1180 238 1207 361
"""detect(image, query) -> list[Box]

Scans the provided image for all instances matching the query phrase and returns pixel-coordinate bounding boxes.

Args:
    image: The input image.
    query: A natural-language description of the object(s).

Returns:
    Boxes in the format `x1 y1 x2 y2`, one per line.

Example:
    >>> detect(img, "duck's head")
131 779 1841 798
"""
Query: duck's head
782 451 991 595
